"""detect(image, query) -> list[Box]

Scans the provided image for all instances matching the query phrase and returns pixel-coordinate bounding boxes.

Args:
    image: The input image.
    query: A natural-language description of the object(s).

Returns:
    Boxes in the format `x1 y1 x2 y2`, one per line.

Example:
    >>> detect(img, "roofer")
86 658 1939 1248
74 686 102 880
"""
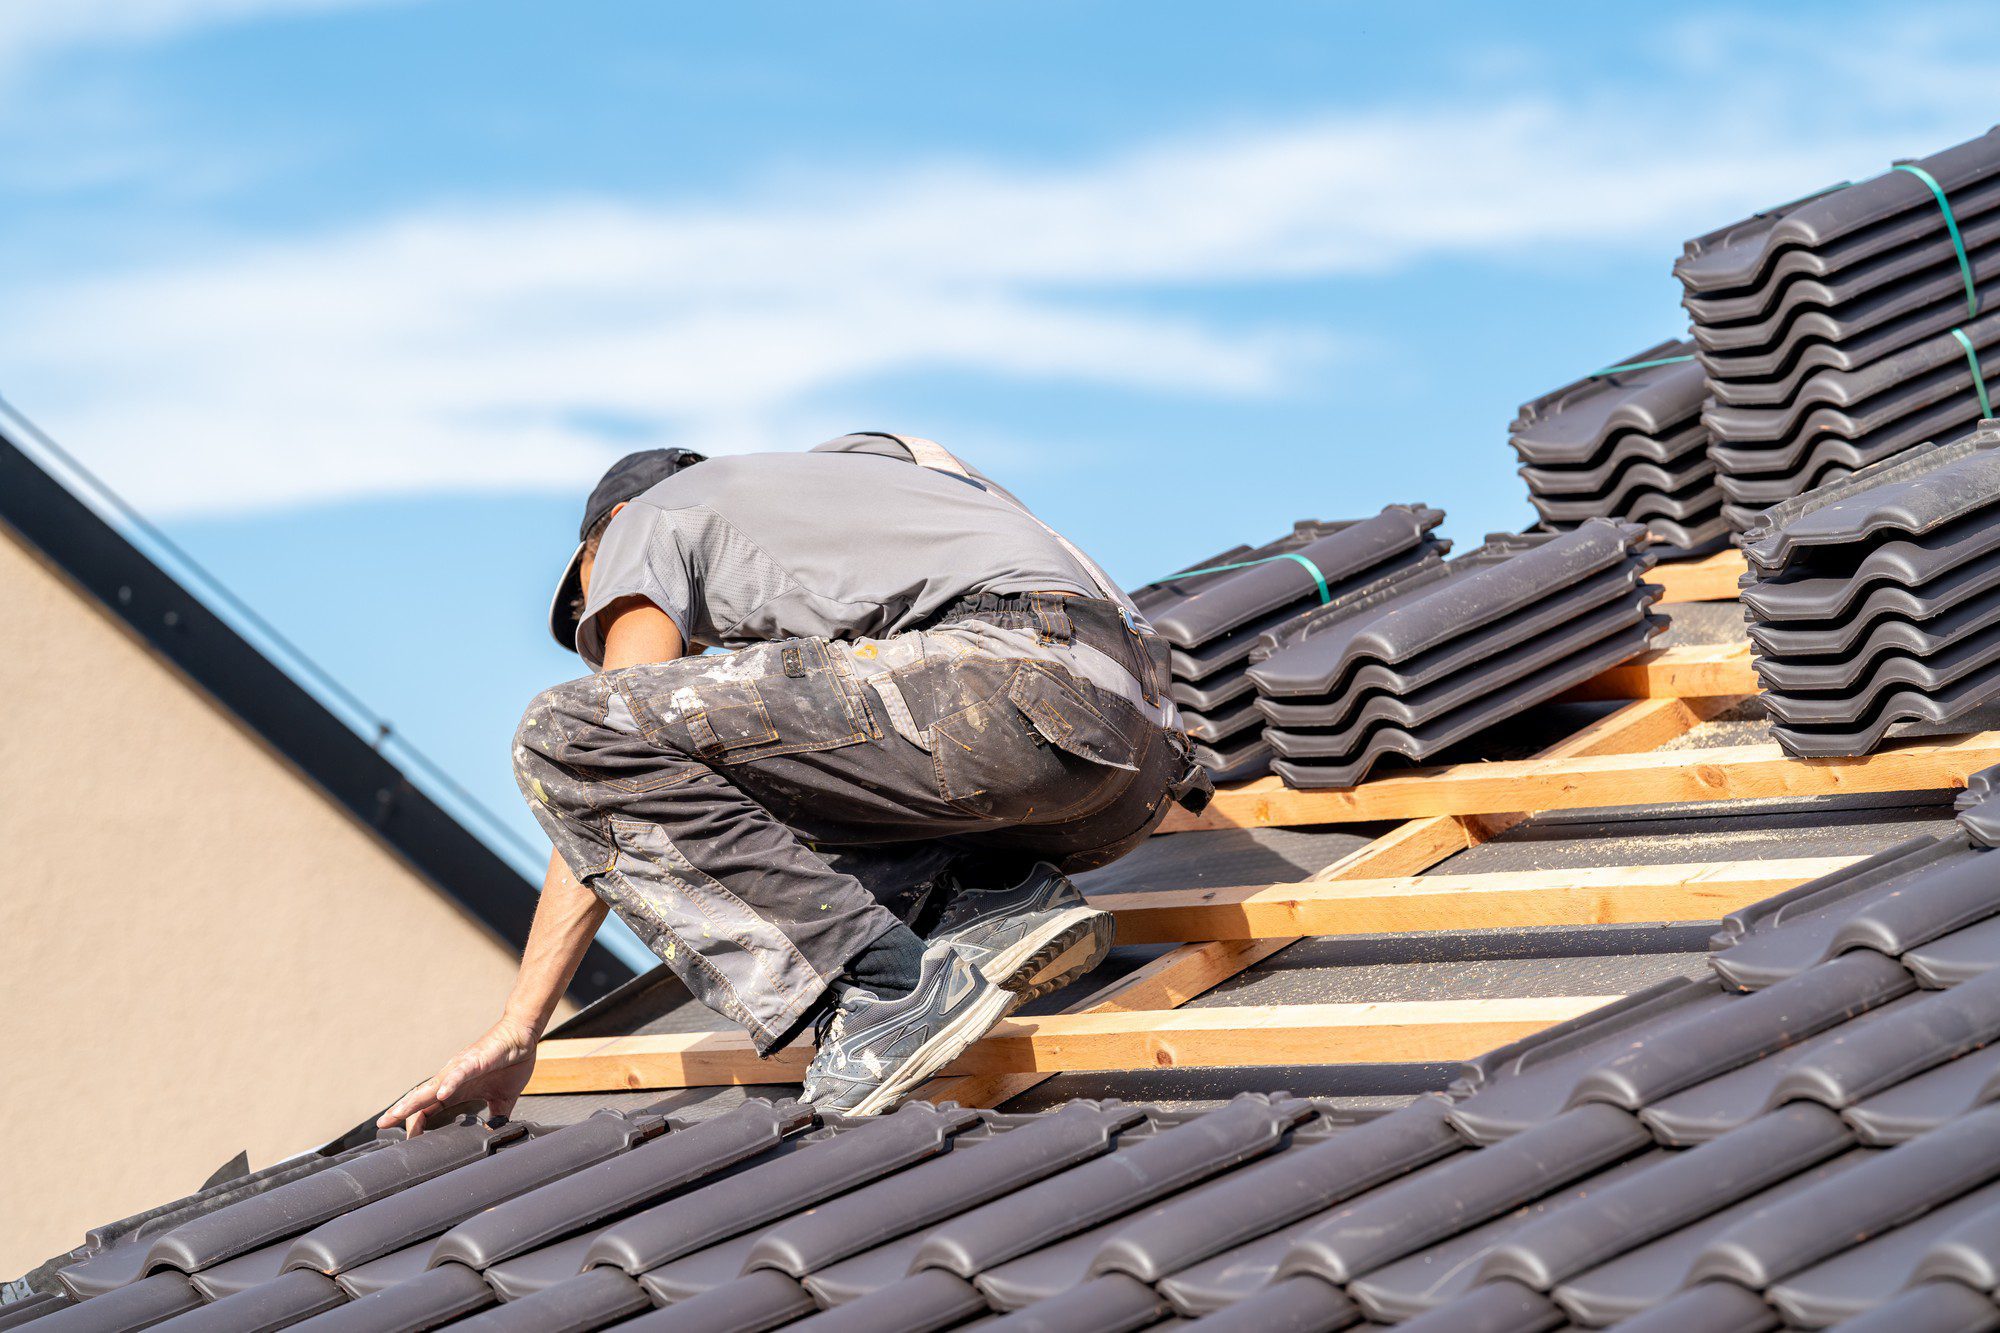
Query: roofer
382 433 1211 1128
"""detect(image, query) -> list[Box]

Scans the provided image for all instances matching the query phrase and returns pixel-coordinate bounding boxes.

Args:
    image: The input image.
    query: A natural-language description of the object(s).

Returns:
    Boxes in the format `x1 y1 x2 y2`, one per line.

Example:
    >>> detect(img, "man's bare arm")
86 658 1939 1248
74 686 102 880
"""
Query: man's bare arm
377 853 606 1134
381 598 685 1135
599 595 686 669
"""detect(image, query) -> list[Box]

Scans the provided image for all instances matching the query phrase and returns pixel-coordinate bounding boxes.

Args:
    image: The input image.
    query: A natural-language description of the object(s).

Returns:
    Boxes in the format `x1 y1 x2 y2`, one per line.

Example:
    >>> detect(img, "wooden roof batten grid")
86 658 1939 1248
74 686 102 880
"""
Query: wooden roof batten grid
521 554 1985 1102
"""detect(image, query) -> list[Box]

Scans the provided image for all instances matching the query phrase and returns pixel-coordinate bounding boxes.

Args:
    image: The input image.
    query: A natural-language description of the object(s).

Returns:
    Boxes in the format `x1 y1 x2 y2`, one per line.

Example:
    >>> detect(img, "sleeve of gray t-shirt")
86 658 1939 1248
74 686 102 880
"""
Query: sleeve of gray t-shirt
573 501 696 669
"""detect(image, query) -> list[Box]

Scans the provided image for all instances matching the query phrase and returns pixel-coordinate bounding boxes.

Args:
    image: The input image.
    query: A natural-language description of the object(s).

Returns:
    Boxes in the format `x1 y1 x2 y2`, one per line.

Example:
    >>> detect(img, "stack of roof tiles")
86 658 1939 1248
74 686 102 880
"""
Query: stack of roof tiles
1134 506 1449 782
1741 423 2000 759
1247 518 1665 790
1510 339 1728 557
1676 127 2000 534
15 776 2000 1332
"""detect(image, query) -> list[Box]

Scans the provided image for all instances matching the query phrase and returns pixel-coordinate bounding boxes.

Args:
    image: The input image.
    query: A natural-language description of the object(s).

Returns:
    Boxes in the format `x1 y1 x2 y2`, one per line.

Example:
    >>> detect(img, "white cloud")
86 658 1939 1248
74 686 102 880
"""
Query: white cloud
4 3 1996 514
0 0 403 74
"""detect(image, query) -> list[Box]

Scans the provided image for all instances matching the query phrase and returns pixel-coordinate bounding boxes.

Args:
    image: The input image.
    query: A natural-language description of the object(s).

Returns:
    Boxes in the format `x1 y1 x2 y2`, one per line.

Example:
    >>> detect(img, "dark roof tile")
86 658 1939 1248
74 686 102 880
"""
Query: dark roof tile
780 1267 984 1333
33 1273 201 1333
1571 950 1912 1113
911 1095 1314 1280
1279 1105 1648 1286
1153 1214 1325 1316
1600 1279 1781 1333
977 1272 1167 1332
1479 1104 1852 1292
1386 1278 1564 1333
1962 761 2000 849
1845 1039 2000 1144
1913 1195 2000 1291
1160 1273 1354 1333
589 1102 976 1275
329 1243 431 1298
432 1098 808 1272
607 1269 814 1332
1345 1150 1667 1321
148 1269 345 1333
1767 1177 2000 1326
1091 1096 1460 1284
1708 834 1968 987
139 1121 508 1279
282 1110 658 1279
446 1267 647 1332
183 1242 289 1302
1691 1104 2000 1289
277 1261 489 1330
1818 1278 2000 1332
1445 976 1725 1140
1548 1147 1873 1324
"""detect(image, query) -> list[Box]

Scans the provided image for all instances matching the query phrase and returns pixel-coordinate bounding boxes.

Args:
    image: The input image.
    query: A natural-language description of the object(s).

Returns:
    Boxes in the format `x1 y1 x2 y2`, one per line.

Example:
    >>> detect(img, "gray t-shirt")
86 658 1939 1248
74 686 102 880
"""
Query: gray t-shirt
573 435 1101 668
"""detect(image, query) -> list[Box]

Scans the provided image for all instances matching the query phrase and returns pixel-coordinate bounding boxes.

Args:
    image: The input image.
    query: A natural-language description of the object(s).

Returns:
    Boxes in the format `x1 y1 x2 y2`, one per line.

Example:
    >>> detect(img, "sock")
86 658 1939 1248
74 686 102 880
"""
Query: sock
846 923 925 998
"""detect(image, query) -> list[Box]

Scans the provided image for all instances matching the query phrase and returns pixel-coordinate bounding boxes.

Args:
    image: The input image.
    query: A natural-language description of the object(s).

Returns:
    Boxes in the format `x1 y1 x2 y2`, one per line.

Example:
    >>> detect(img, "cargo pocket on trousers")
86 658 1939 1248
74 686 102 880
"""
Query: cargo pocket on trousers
932 663 1144 821
618 639 876 764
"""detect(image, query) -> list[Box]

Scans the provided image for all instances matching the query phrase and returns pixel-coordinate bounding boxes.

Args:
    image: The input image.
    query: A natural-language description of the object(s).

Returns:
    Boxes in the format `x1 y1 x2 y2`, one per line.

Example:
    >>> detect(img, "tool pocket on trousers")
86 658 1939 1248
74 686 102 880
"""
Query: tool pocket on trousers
618 639 876 763
932 663 1144 821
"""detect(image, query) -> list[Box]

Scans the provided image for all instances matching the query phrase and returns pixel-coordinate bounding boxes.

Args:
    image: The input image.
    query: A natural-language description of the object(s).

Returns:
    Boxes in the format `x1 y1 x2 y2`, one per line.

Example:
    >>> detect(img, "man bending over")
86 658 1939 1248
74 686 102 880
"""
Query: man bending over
382 433 1208 1125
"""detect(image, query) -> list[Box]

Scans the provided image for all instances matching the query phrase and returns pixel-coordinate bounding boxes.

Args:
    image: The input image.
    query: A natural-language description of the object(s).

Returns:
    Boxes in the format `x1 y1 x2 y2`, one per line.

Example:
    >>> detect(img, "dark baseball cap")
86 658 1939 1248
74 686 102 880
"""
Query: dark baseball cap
547 447 706 652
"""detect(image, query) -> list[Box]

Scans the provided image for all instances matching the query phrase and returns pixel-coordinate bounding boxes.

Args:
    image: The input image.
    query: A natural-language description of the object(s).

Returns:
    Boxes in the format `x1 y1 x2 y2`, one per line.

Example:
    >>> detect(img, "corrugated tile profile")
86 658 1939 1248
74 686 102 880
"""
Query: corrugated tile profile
12 830 2000 1331
1247 519 1665 790
1511 338 1727 556
1739 424 2000 757
1132 507 1449 782
1676 126 2000 533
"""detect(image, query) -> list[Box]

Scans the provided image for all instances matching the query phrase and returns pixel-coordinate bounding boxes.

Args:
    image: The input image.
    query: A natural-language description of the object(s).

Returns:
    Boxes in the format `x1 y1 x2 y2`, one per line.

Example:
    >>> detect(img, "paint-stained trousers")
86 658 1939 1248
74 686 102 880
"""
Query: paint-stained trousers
513 596 1194 1053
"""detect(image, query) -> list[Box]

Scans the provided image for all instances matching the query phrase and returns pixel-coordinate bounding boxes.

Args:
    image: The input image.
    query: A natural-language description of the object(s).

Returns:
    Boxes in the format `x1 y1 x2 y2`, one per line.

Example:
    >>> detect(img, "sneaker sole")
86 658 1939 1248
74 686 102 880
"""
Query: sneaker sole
981 907 1115 1007
844 975 1016 1117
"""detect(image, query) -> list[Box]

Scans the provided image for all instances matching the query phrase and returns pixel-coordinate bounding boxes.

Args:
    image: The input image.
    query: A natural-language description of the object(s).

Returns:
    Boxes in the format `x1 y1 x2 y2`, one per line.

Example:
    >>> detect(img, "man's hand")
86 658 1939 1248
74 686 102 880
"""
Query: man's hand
379 851 607 1136
378 1016 538 1137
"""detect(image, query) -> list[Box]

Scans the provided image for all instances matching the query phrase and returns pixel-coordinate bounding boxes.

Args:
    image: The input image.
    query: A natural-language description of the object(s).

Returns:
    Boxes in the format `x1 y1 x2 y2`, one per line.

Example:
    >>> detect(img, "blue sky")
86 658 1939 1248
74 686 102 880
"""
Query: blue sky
6 0 1996 967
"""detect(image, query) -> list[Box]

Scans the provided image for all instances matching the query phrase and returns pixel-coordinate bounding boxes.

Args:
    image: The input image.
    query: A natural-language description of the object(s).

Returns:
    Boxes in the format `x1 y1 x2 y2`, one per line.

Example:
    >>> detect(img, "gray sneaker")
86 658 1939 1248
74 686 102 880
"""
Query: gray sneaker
931 863 1113 1005
801 942 1013 1115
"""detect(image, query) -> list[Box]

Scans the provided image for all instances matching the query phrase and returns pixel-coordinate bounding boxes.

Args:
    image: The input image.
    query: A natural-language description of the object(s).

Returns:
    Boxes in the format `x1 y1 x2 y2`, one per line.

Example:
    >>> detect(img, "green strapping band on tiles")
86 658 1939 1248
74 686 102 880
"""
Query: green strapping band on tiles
1893 163 1978 317
1589 353 1696 378
1951 326 1993 418
1168 551 1332 603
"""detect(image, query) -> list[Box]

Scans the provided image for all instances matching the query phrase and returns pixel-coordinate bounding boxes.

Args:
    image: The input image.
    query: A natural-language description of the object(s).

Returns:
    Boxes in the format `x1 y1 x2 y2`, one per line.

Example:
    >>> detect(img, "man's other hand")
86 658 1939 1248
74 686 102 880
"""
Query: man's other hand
378 1017 538 1137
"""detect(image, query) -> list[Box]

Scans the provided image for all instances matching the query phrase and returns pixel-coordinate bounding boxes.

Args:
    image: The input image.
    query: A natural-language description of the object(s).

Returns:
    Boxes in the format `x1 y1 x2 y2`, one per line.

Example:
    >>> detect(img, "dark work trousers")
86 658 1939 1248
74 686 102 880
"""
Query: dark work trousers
513 595 1193 1054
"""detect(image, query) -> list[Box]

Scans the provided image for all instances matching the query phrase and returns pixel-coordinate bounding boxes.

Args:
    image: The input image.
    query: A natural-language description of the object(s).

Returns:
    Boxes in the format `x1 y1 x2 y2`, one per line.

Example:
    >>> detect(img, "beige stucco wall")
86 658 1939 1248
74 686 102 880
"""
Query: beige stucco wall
0 526 532 1278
